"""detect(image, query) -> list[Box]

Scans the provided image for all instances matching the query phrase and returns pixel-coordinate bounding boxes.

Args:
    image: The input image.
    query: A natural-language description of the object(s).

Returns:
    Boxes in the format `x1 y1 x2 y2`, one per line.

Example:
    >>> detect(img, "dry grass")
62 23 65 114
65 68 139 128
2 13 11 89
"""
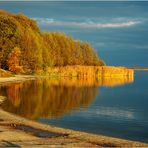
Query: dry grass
48 66 134 78
0 69 12 77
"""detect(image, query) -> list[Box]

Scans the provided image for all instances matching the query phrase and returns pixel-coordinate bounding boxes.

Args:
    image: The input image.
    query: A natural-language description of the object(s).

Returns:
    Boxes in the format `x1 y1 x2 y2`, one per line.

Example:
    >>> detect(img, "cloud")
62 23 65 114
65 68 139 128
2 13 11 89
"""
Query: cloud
33 17 141 29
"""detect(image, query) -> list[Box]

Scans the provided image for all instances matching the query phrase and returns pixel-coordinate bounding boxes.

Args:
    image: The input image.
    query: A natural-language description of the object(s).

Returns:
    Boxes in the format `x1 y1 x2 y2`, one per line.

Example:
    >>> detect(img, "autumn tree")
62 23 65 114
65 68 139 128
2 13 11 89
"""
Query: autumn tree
7 47 23 73
0 10 105 74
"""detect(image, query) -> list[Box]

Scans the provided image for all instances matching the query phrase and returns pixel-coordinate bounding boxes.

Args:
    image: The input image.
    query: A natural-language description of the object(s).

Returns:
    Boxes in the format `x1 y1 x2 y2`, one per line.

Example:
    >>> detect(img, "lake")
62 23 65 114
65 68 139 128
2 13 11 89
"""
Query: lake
0 71 148 143
0 1 148 143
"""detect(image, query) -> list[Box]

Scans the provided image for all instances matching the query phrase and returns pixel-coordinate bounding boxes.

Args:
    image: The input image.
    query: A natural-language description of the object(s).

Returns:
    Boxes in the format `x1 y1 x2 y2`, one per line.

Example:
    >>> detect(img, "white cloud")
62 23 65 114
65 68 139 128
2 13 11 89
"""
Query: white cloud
33 17 141 29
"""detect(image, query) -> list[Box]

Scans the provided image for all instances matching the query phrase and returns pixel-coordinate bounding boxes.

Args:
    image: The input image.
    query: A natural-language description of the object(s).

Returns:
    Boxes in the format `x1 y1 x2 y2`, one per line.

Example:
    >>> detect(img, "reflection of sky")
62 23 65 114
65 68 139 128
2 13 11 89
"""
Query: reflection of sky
77 107 135 120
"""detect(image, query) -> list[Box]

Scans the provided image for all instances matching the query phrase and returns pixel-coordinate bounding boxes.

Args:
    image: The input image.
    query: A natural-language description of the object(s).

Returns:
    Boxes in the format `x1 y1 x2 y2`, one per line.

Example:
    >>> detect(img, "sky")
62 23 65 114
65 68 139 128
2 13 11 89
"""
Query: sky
1 1 148 67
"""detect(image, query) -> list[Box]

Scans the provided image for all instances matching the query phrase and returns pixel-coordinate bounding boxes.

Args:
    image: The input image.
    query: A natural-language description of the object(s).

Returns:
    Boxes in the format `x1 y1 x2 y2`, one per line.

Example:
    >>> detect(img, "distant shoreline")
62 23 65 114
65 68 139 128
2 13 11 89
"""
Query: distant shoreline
129 67 148 70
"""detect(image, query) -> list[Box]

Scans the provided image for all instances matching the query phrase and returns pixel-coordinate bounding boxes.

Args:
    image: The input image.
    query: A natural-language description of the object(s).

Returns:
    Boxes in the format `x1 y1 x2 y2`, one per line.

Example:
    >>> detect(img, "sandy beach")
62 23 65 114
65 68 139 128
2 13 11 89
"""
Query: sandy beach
0 107 148 147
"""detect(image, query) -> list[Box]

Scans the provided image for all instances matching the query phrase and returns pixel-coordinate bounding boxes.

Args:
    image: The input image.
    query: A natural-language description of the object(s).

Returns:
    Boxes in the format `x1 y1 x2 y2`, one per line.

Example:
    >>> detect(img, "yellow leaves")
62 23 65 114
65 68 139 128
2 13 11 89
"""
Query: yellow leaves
42 32 105 67
0 10 105 74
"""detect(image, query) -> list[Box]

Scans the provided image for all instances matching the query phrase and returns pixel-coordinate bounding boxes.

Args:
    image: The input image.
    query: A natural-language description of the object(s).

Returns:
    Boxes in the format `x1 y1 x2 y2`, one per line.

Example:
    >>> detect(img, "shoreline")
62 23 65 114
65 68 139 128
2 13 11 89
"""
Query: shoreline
0 108 147 147
0 67 147 147
0 75 39 84
130 67 148 71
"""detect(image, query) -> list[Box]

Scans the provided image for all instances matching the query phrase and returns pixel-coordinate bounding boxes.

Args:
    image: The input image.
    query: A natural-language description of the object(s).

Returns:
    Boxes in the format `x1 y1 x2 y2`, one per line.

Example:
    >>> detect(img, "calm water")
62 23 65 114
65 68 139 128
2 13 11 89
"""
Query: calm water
0 71 148 143
0 1 148 143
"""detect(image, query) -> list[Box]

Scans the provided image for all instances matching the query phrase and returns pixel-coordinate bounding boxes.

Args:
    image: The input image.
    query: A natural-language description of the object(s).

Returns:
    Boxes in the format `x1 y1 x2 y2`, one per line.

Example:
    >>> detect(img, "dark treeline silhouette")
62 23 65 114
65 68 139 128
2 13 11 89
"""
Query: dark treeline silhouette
0 10 105 73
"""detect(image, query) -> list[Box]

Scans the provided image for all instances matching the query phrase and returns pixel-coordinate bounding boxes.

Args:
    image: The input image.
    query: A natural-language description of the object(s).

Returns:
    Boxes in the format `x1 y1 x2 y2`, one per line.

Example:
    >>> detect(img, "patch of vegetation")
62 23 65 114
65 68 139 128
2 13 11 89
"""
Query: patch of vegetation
0 10 105 74
0 68 12 77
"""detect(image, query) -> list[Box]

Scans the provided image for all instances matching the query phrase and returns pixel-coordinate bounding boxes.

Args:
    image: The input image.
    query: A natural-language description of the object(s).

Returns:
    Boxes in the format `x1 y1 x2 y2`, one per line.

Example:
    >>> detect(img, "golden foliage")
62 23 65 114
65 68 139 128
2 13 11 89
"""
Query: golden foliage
48 65 134 78
43 32 104 66
7 47 23 73
0 10 105 73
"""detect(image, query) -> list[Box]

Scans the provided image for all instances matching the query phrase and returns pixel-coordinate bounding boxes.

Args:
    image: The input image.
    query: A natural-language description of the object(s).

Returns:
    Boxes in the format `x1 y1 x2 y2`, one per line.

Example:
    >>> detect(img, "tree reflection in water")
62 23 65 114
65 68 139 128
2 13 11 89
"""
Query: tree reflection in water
0 76 134 120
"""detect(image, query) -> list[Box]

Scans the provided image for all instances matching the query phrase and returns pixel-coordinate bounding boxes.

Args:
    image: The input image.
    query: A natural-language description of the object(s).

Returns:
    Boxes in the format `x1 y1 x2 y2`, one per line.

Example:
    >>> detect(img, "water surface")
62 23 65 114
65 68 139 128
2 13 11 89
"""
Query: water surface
0 71 148 143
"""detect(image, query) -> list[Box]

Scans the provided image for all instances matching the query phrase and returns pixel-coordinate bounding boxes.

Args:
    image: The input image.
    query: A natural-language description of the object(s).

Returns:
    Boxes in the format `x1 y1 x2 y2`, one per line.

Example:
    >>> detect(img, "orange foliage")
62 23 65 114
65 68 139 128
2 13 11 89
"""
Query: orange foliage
7 47 23 73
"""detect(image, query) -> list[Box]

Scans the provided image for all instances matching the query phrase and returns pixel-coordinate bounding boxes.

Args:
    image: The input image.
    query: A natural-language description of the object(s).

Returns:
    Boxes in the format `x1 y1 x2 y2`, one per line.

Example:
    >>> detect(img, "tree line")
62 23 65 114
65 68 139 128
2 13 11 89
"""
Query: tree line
0 10 105 74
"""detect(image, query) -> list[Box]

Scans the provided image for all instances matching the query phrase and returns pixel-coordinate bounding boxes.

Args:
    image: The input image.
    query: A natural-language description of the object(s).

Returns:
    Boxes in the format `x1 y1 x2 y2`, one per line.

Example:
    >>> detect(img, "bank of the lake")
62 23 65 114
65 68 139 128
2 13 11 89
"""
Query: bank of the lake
130 67 148 71
0 107 147 147
47 66 134 78
0 66 134 84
